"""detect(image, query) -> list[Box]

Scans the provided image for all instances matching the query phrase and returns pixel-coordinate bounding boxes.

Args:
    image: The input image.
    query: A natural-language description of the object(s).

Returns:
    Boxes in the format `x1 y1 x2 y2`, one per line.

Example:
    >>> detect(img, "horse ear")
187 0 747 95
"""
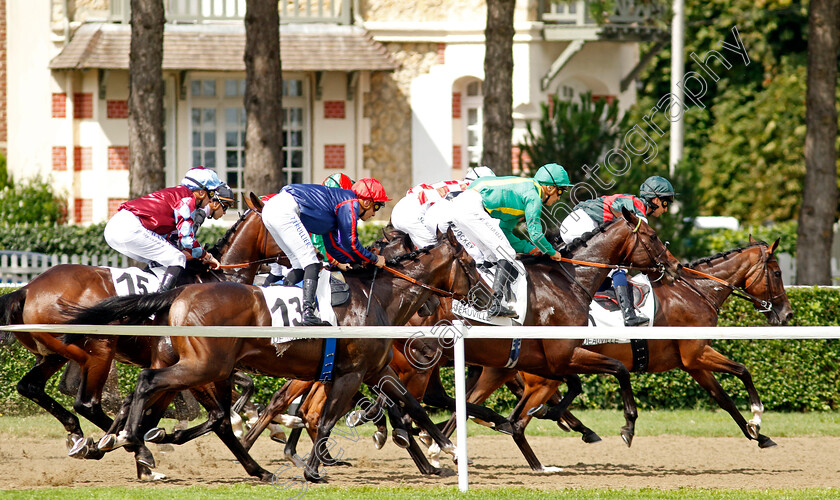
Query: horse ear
247 192 264 213
621 206 636 222
446 227 462 249
770 237 780 254
749 234 756 244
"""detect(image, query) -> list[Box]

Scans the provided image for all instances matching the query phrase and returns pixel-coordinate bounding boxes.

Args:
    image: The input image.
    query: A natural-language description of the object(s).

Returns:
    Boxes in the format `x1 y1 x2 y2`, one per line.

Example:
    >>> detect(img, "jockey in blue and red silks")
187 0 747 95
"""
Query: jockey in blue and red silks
261 178 391 326
104 166 237 292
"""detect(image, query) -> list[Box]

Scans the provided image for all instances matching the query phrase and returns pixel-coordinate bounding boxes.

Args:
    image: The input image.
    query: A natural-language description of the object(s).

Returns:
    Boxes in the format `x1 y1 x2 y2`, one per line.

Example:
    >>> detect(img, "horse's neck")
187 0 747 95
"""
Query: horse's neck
685 251 756 308
336 272 431 326
218 213 264 284
562 229 630 295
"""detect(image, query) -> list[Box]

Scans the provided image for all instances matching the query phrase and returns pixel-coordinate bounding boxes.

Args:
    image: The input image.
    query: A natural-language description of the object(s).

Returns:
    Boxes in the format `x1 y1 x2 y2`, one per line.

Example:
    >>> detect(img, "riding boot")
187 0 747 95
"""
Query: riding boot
489 260 517 318
614 283 649 326
301 278 330 326
157 266 183 292
263 273 284 286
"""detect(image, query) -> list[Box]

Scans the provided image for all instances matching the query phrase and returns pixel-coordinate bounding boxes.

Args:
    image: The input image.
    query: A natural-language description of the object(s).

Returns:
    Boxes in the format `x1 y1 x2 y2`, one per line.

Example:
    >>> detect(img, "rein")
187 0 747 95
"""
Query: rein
679 247 776 313
382 265 467 300
218 257 279 270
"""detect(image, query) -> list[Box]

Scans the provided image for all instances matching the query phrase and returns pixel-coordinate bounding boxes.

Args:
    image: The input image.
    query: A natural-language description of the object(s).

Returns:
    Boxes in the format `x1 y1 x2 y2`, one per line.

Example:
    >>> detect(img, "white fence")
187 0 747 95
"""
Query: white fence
0 254 129 285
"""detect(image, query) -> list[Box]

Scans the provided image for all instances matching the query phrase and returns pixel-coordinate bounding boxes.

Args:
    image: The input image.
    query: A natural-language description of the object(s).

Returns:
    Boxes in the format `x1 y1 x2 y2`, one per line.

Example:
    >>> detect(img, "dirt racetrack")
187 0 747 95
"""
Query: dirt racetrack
1 430 839 491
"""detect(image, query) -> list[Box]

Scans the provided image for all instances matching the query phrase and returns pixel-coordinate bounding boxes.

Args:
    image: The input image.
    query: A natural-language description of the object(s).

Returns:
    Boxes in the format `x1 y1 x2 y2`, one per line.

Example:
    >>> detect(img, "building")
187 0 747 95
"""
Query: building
3 0 665 224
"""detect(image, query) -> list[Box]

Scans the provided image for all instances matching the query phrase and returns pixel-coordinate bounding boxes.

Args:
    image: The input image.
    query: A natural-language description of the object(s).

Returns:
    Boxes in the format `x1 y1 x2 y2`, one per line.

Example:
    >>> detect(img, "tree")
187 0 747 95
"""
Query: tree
244 0 284 197
795 0 839 285
128 0 166 198
481 0 515 176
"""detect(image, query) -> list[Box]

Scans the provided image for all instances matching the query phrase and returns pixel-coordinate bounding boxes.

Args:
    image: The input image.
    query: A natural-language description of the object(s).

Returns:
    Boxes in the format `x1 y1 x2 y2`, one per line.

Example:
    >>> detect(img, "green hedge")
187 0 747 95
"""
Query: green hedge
3 287 840 415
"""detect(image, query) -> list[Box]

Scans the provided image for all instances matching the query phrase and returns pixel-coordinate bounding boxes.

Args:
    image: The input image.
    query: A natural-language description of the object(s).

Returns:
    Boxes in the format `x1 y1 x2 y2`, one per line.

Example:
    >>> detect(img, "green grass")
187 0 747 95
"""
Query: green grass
1 486 839 499
3 409 840 442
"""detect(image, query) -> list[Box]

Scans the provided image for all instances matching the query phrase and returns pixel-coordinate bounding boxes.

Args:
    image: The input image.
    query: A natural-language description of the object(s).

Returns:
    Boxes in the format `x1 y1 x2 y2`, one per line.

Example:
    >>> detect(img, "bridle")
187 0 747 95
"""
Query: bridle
681 244 782 314
382 243 477 301
215 208 283 270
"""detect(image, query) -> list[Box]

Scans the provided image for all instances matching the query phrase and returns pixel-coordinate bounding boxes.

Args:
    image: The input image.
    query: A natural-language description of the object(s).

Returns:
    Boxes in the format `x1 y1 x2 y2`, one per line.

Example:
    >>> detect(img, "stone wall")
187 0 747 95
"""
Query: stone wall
363 43 438 220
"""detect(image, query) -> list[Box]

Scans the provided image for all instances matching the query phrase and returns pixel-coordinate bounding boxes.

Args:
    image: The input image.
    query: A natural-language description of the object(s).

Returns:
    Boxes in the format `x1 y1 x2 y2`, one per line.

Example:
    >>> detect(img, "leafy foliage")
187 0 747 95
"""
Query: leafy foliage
0 175 68 226
0 222 108 254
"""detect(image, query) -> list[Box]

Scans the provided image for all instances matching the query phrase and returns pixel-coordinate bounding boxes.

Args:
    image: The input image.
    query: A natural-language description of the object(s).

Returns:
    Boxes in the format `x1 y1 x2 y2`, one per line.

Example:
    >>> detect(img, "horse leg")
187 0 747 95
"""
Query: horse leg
423 365 513 434
686 368 776 448
557 409 602 443
566 350 638 446
241 379 311 451
145 385 228 446
682 344 770 445
72 342 118 433
16 354 87 455
303 371 365 483
382 395 441 476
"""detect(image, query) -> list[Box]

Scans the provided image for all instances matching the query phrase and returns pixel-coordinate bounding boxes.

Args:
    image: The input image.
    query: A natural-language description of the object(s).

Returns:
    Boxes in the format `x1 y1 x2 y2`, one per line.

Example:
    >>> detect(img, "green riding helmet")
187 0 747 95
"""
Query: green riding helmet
639 176 677 202
533 163 574 187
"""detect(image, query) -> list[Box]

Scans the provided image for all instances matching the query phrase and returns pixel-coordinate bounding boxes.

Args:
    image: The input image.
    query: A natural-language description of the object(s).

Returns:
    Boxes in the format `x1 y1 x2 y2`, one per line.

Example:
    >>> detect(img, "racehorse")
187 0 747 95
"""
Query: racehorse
444 237 793 471
259 207 681 471
0 206 283 478
63 228 484 482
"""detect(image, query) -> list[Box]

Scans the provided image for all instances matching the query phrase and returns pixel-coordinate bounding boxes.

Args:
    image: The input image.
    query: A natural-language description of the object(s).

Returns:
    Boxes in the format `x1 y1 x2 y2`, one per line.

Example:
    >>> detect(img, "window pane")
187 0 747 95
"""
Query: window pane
291 171 302 185
203 80 216 97
468 130 478 147
191 108 201 127
204 131 216 147
226 150 238 167
283 79 303 97
192 131 201 147
468 108 478 125
467 81 479 96
291 150 302 169
203 109 215 127
239 80 246 96
192 151 201 168
227 171 239 188
203 151 215 169
225 80 238 97
191 80 202 97
225 108 238 125
226 131 238 148
288 108 303 127
290 130 302 147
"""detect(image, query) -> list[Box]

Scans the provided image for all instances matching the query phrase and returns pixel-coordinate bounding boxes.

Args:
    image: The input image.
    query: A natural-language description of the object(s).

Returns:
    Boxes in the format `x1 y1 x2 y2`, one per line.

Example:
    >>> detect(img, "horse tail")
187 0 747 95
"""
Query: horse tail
61 288 186 345
0 288 26 326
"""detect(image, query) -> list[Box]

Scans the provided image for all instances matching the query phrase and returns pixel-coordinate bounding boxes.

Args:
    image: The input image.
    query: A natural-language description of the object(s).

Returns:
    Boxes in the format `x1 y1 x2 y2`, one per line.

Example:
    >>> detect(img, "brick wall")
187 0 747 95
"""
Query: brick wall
452 92 461 119
108 146 129 170
52 93 67 118
108 198 127 217
107 100 128 119
73 93 93 119
74 146 92 171
0 0 6 149
52 146 67 171
452 145 462 170
436 43 446 64
74 199 92 224
323 101 345 119
324 144 345 169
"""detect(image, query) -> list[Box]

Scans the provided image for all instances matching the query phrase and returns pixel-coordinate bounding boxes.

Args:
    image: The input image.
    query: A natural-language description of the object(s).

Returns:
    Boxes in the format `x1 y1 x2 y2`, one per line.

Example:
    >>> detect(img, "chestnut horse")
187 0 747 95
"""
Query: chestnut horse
444 237 793 471
63 229 482 483
0 207 283 477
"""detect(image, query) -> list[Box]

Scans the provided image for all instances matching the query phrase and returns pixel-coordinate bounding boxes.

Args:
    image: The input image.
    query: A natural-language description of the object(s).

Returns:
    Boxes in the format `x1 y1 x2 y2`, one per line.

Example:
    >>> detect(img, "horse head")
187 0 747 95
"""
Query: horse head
743 236 794 325
209 204 287 284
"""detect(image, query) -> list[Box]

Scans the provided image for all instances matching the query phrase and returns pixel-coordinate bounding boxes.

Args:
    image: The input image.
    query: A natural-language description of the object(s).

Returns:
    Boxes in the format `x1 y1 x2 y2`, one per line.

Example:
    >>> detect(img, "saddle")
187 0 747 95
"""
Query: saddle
329 275 351 307
593 281 649 312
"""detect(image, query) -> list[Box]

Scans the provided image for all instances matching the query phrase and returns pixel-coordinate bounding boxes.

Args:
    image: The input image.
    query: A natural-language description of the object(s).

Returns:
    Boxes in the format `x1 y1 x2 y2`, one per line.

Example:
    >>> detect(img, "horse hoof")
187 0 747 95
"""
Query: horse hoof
144 427 167 443
327 460 352 467
620 430 634 448
392 429 410 449
747 422 761 440
67 436 89 459
493 421 514 435
136 448 156 469
83 446 106 460
581 431 602 444
345 409 365 427
372 430 387 450
527 404 548 419
97 434 117 451
270 432 287 444
758 434 777 449
304 470 327 484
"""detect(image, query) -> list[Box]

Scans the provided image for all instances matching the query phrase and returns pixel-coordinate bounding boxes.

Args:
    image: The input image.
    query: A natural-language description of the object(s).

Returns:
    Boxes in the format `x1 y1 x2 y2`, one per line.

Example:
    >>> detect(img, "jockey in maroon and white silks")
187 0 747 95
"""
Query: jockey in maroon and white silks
104 167 236 291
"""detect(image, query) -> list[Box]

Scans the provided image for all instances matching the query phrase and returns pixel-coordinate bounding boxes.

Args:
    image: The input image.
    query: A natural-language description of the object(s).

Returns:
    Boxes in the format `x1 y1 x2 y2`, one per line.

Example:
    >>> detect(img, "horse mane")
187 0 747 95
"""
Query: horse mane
207 209 252 258
516 219 616 265
686 240 768 269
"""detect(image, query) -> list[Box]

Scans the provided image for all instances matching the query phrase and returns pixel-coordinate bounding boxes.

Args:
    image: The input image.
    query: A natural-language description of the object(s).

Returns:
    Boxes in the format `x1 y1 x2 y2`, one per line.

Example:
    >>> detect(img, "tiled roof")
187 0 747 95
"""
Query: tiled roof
50 23 397 72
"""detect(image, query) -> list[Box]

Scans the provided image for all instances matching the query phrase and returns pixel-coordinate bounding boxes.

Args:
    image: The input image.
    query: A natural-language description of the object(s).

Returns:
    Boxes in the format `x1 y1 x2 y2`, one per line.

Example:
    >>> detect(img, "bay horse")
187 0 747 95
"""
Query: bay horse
440 237 792 471
0 206 283 477
278 207 681 471
63 229 483 483
522 237 792 444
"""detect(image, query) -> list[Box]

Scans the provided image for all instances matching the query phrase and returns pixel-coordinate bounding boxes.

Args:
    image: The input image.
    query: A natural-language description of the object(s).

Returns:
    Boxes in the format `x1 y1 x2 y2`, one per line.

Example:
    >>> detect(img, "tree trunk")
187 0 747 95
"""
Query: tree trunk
481 0 515 176
244 0 284 197
796 0 840 285
128 0 166 198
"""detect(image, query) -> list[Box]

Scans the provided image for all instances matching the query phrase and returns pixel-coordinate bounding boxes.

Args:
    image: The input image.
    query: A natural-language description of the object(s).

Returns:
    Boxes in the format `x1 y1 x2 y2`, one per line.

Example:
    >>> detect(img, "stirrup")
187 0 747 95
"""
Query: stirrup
301 311 330 326
623 311 650 327
489 296 517 318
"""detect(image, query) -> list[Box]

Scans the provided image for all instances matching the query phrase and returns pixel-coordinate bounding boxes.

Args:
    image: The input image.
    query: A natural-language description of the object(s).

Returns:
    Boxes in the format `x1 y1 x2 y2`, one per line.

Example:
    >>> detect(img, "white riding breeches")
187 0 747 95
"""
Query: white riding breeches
391 195 437 248
262 191 320 270
448 190 516 264
104 209 187 268
559 208 598 245
424 198 485 265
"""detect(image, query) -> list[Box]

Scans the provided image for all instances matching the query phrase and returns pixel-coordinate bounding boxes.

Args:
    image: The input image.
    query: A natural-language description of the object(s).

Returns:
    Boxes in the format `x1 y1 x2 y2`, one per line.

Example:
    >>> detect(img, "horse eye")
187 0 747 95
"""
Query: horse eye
774 271 781 278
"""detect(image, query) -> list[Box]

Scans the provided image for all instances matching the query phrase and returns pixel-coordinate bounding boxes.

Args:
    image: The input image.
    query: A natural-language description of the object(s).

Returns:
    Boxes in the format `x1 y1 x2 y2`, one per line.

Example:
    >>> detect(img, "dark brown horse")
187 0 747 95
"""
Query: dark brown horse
64 229 483 482
0 207 282 477
444 237 793 471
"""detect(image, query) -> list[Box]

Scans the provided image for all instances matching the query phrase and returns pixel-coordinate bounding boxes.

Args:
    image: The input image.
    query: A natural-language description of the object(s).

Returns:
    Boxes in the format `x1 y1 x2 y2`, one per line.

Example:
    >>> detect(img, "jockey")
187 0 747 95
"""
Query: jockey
449 163 572 317
104 167 236 292
559 175 677 326
391 166 495 250
262 173 355 286
262 178 390 326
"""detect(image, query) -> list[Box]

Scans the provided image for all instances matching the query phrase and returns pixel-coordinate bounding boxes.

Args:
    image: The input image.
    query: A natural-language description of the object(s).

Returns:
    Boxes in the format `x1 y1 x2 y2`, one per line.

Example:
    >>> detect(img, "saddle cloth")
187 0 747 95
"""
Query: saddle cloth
263 269 337 343
586 273 655 330
105 266 164 296
450 261 528 326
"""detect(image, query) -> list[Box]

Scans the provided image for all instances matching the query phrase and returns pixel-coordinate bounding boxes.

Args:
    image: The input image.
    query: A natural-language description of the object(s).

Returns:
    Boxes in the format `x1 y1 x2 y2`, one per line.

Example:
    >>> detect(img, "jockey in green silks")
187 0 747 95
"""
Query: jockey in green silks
447 163 573 317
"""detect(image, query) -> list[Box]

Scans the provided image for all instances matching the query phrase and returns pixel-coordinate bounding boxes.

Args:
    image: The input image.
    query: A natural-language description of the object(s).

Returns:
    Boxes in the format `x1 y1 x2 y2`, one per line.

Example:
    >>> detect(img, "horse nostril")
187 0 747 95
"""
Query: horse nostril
785 312 793 323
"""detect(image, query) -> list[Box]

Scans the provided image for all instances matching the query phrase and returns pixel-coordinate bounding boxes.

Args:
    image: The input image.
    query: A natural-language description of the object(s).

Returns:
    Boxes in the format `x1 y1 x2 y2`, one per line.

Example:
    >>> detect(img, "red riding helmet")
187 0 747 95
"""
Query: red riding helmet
352 178 392 203
323 173 355 190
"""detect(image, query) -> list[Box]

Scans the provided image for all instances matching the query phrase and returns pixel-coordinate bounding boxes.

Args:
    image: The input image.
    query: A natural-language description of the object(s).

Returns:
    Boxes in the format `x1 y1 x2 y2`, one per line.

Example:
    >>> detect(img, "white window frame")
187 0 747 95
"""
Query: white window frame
462 80 483 169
